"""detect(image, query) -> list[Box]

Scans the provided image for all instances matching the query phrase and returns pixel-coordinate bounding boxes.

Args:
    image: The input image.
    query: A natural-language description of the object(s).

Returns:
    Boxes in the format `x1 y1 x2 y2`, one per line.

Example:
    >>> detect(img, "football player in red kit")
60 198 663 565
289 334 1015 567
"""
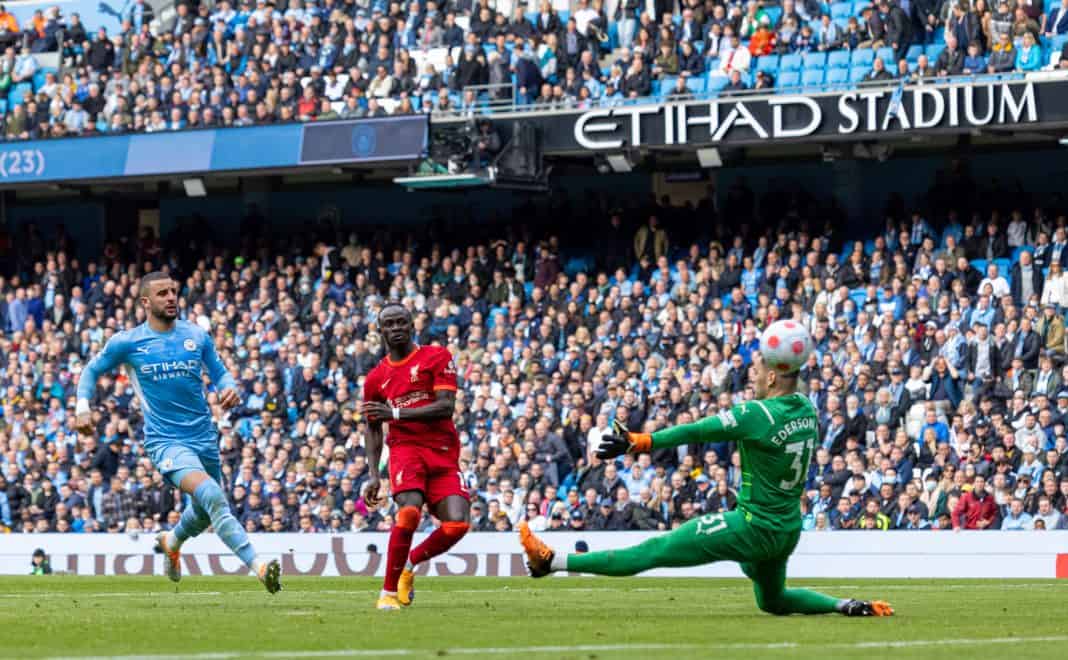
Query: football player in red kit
360 303 470 611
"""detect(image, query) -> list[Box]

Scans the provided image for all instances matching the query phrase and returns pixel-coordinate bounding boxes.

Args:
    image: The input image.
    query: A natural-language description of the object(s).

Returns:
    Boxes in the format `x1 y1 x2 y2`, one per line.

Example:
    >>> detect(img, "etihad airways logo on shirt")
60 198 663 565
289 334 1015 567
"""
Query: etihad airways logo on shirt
139 359 201 381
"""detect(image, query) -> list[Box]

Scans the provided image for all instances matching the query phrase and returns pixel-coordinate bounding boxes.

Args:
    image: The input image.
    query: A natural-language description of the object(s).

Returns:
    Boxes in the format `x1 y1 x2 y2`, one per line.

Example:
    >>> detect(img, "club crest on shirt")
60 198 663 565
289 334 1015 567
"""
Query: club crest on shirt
161 458 174 470
410 364 420 383
395 470 404 485
183 339 196 351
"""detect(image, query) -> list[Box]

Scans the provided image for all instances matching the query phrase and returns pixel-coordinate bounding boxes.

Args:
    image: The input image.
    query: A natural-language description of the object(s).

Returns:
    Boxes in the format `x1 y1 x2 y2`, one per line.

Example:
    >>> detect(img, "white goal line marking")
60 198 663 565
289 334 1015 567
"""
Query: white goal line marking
2 583 1063 600
34 636 1068 660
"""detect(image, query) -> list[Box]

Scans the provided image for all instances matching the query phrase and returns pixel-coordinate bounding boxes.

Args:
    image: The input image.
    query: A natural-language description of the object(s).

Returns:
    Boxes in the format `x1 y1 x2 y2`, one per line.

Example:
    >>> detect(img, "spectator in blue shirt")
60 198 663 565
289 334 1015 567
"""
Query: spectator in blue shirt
963 40 986 73
1000 498 1033 529
919 407 950 444
1015 32 1043 71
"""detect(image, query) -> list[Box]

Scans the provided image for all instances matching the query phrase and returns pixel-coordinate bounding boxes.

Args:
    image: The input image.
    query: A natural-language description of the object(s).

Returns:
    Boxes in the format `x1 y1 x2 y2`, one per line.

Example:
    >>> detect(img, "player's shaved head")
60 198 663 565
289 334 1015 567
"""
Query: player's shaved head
139 271 173 298
379 301 411 320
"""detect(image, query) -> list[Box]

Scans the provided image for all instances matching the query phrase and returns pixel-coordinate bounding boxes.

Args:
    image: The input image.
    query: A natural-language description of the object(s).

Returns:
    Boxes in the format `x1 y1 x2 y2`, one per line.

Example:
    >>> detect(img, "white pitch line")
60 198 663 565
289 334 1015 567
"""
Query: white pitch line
0 591 223 599
32 636 1068 660
2 583 1064 601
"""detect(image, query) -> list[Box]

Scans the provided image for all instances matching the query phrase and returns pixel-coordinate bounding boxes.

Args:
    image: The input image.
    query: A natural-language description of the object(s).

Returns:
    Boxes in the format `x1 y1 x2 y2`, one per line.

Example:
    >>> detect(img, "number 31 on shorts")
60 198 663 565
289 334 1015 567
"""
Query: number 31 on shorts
695 512 727 536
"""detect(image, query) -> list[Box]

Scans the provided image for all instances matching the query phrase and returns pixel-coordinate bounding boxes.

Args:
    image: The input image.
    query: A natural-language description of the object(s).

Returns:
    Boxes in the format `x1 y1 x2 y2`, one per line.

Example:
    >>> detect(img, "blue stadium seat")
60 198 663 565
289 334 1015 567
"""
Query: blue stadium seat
1012 246 1034 262
685 76 706 94
802 51 828 70
802 68 825 87
1053 34 1068 53
778 70 801 89
906 44 924 63
849 65 870 82
780 54 803 71
851 48 875 67
706 57 720 72
875 47 895 65
828 50 851 69
994 258 1012 276
756 55 781 74
826 67 849 86
707 75 730 95
651 78 663 98
764 6 783 25
831 2 854 19
32 66 57 91
970 259 988 274
926 44 945 61
7 82 32 106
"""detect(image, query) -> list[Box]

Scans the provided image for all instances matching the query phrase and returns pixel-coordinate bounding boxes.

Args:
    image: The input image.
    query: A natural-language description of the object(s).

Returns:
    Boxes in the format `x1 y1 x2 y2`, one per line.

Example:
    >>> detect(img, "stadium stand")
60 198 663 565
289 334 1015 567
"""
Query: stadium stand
2 177 1068 536
1 0 1068 138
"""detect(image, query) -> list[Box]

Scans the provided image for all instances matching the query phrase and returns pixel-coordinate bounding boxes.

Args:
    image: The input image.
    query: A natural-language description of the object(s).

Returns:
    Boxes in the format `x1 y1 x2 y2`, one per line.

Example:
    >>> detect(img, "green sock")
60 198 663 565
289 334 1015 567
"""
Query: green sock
771 588 843 615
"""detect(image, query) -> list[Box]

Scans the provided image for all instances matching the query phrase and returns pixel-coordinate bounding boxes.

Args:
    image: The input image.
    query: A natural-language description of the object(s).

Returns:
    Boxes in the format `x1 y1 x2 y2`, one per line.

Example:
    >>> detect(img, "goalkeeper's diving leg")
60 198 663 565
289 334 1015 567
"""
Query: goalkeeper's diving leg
518 511 892 617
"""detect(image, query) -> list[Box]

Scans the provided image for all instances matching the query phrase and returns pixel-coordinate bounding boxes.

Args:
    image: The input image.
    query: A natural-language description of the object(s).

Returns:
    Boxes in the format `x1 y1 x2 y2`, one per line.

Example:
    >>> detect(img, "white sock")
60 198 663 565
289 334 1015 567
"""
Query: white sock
380 589 398 597
550 553 568 572
167 531 183 551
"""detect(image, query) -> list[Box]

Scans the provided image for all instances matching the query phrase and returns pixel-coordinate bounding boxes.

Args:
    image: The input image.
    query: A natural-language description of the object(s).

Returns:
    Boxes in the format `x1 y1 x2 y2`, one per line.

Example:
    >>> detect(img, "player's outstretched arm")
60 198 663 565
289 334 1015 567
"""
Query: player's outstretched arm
597 404 763 459
75 335 127 433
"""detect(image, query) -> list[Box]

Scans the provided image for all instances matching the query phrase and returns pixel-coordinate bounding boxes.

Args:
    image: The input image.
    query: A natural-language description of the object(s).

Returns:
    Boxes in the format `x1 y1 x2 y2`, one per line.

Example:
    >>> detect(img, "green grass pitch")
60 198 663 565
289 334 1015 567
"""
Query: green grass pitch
1 577 1066 659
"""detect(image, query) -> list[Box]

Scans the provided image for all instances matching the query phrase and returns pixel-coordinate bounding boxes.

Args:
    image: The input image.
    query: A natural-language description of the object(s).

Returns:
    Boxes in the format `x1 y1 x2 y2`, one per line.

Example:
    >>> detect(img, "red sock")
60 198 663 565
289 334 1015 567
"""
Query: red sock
408 521 470 566
384 506 421 592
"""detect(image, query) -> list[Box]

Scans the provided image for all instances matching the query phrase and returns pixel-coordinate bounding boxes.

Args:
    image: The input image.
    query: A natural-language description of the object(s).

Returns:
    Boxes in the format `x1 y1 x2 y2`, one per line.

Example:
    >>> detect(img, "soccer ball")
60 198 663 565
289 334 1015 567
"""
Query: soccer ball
759 320 812 374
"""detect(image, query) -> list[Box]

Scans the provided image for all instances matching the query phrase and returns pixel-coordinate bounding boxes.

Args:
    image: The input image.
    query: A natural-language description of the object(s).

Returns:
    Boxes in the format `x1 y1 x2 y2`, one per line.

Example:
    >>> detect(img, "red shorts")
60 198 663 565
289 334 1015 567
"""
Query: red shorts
388 443 469 505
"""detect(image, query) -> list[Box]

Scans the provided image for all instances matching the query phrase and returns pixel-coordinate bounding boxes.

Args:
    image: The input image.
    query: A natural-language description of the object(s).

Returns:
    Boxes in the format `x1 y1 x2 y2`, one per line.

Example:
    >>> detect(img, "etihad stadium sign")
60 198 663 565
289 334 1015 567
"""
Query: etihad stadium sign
573 81 1037 149
452 77 1068 154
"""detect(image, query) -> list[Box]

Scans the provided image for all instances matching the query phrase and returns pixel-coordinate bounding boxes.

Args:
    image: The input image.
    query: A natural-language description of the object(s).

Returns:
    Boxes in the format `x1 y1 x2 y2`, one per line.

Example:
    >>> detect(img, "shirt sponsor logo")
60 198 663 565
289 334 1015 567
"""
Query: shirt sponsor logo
140 359 201 381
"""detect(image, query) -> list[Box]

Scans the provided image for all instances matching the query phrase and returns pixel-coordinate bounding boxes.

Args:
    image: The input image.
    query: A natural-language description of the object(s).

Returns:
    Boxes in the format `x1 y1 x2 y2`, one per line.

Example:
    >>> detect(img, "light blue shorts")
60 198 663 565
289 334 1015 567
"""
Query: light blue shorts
150 443 223 488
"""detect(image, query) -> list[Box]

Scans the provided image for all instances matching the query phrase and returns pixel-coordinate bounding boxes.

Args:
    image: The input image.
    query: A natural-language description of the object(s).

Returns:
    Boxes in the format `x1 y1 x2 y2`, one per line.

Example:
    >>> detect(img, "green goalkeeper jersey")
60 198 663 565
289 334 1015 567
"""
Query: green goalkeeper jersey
650 393 819 533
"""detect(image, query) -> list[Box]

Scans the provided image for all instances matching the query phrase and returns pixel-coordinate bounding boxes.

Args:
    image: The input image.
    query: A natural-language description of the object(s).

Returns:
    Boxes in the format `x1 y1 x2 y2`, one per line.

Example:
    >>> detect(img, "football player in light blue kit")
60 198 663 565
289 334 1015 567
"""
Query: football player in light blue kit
75 272 282 593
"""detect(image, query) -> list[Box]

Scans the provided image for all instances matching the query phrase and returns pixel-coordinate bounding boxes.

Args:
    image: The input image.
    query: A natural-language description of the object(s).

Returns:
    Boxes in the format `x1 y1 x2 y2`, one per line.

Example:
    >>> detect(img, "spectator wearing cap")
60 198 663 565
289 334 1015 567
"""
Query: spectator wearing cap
470 501 493 531
902 504 931 530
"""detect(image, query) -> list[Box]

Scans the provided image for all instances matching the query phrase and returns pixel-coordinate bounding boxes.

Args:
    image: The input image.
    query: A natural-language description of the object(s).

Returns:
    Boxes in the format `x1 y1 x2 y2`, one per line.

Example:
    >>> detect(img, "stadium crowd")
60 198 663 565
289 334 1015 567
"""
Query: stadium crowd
2 180 1068 536
3 0 1068 139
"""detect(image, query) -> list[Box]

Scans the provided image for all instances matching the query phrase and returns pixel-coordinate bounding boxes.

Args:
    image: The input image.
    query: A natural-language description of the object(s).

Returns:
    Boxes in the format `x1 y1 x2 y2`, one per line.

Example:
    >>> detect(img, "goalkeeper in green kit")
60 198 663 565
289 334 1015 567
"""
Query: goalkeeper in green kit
519 320 893 617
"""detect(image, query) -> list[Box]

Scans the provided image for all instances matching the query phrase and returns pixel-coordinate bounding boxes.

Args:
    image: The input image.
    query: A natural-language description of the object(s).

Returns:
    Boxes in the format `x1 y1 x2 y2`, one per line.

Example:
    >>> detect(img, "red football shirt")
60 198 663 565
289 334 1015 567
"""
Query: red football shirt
362 345 459 451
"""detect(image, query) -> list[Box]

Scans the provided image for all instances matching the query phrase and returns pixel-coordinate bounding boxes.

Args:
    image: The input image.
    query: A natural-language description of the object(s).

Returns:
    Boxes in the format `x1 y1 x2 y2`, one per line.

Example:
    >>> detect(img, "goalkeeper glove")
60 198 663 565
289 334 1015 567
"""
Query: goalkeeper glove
595 419 653 460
